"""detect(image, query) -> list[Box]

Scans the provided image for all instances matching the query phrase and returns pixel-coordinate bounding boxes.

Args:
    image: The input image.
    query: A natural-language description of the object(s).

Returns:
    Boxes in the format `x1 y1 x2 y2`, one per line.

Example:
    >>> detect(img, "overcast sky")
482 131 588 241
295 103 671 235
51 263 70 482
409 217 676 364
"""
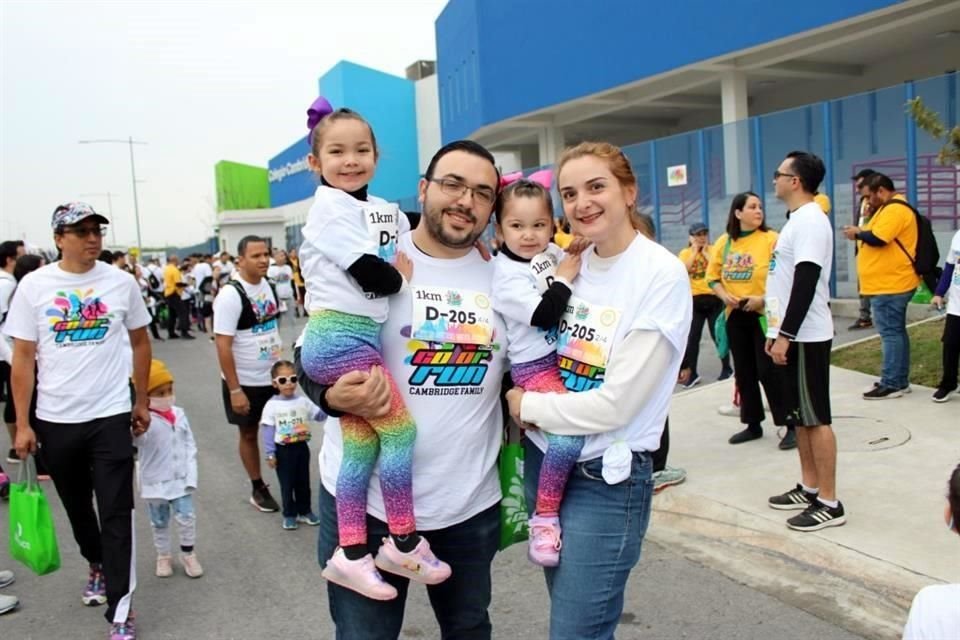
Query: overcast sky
0 0 447 250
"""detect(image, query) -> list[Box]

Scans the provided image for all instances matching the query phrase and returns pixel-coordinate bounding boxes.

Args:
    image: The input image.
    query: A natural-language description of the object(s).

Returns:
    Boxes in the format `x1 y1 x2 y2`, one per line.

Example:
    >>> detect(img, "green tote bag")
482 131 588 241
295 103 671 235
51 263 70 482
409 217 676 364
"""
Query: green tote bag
8 456 61 576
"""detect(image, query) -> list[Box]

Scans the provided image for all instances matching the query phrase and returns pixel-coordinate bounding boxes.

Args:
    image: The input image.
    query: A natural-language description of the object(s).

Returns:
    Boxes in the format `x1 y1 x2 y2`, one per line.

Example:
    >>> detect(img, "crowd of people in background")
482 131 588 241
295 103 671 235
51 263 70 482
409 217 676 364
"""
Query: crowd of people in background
0 130 957 640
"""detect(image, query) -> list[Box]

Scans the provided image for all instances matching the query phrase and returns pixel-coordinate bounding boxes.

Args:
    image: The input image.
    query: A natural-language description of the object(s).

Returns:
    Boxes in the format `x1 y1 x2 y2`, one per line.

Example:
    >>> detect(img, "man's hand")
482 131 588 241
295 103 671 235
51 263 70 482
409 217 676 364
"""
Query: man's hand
327 366 391 419
765 335 790 365
230 390 251 416
841 225 859 241
132 401 151 436
14 423 37 460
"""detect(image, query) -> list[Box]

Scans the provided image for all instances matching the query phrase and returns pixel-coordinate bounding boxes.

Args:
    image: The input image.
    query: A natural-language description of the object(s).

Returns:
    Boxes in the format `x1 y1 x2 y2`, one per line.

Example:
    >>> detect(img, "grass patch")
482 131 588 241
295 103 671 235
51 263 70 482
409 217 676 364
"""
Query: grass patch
831 317 946 388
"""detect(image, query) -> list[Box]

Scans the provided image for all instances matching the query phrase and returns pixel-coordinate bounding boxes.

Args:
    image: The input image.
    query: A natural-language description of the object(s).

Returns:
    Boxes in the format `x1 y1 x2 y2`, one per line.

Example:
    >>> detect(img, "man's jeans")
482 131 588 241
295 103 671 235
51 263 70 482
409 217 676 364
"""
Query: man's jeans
871 291 915 389
317 486 499 640
524 439 654 640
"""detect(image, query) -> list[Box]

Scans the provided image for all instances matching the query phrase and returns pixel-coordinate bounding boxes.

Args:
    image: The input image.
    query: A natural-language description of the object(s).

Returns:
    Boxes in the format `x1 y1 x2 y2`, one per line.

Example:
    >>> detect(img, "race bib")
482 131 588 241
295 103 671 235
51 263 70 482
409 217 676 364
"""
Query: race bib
529 250 559 294
255 330 282 362
364 203 401 264
556 296 622 368
411 286 495 346
764 297 781 331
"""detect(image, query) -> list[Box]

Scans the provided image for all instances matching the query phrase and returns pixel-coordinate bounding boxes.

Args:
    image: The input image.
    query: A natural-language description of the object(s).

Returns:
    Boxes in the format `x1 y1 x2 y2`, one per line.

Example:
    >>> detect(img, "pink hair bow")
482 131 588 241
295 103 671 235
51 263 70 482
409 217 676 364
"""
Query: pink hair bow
500 168 553 190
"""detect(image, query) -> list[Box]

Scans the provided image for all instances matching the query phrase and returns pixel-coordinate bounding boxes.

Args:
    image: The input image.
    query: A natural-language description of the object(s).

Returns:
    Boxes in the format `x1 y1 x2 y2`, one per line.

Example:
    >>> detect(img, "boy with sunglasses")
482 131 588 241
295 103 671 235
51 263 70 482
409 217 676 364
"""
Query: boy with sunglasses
260 360 325 530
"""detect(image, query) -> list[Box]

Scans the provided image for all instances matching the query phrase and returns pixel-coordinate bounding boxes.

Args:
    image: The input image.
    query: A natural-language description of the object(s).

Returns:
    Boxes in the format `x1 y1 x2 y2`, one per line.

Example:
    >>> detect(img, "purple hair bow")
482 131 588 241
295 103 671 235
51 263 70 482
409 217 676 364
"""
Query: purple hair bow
500 168 553 190
306 96 333 132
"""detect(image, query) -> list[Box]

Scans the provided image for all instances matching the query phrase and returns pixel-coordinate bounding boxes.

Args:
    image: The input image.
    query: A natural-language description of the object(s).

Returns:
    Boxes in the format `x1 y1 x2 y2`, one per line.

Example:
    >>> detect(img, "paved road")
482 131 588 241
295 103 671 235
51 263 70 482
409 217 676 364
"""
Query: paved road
0 314 867 639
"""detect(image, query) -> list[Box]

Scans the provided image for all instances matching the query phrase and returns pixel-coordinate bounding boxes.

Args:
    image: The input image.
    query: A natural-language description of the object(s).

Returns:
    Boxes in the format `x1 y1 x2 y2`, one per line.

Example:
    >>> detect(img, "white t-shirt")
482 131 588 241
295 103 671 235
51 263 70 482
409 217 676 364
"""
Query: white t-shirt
191 262 213 295
945 229 960 317
298 185 410 323
903 583 960 640
267 264 295 301
525 233 691 460
218 260 235 280
492 244 564 365
146 264 164 293
0 270 16 364
764 201 835 342
319 231 508 530
2 261 151 422
213 276 282 387
260 394 324 444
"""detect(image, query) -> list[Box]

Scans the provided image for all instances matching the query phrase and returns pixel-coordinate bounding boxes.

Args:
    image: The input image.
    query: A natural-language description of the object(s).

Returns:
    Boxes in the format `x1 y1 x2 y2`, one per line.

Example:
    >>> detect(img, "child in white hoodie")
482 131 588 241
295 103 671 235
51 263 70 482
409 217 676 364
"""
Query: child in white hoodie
135 359 202 579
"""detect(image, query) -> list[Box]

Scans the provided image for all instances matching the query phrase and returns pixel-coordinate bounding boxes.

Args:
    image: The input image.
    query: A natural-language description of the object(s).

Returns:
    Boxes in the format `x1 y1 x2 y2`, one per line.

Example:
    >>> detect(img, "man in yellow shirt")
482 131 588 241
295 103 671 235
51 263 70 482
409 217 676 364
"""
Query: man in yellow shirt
842 173 919 399
162 255 193 340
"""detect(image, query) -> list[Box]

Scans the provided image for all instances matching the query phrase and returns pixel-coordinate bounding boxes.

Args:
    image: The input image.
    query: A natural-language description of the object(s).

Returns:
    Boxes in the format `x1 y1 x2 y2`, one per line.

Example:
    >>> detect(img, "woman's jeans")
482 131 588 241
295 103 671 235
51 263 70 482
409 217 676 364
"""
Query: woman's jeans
524 439 654 640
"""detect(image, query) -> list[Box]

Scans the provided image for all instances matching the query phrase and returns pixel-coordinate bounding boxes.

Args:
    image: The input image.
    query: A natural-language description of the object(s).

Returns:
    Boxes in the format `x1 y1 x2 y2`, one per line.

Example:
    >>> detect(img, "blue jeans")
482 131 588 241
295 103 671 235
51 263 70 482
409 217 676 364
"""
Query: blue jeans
317 486 499 640
523 439 654 640
871 291 914 388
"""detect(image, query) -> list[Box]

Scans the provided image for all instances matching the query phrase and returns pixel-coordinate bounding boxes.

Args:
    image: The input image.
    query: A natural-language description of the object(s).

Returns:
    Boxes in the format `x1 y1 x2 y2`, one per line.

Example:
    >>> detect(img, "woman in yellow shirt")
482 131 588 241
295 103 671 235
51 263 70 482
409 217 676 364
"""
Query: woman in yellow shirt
707 191 791 448
678 222 732 388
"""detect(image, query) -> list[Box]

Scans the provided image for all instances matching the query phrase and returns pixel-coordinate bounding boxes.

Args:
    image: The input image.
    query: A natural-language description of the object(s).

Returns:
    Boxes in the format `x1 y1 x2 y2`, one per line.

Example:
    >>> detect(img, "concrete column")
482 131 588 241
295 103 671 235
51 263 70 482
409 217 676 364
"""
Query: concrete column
721 71 751 194
537 127 565 168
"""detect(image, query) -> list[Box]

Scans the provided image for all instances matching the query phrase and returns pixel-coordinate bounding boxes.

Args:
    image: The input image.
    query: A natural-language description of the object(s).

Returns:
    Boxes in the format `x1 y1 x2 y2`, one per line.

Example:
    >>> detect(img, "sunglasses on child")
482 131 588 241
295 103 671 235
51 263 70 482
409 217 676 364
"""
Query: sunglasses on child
273 375 298 385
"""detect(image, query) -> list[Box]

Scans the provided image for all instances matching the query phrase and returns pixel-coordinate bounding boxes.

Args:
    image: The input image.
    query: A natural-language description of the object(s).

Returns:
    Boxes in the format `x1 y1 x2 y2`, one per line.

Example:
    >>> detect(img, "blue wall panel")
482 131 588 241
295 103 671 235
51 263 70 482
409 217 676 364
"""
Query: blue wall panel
436 0 902 141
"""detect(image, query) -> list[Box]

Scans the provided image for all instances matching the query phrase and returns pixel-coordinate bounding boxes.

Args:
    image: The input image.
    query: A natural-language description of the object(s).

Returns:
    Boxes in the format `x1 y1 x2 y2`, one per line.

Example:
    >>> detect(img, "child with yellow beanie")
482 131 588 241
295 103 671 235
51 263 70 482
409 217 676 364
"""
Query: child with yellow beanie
135 359 203 579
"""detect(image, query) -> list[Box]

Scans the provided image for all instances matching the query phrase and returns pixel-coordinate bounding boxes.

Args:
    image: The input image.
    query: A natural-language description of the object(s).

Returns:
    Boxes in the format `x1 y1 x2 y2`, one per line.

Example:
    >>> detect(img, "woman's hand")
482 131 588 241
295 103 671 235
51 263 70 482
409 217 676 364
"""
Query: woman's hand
741 296 765 313
555 253 582 283
506 388 537 431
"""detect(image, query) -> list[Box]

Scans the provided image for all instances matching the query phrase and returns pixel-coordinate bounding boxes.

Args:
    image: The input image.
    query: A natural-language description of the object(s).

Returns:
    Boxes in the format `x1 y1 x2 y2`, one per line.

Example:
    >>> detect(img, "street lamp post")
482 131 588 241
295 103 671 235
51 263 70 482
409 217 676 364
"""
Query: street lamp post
78 137 147 261
78 191 117 246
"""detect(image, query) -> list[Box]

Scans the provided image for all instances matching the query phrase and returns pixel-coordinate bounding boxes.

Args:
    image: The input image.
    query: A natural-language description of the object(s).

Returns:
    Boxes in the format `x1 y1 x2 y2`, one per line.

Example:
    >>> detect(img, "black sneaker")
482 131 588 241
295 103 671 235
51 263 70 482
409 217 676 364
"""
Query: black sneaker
847 319 873 330
728 427 762 445
768 484 815 510
863 384 902 400
787 500 846 531
250 485 280 512
717 367 734 381
778 429 797 450
682 374 701 390
932 387 956 403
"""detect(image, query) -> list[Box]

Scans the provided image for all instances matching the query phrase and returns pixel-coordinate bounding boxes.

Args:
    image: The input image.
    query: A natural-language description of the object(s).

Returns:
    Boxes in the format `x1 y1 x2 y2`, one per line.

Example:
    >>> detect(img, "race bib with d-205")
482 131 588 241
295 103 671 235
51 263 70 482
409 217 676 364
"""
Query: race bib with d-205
411 286 495 346
556 296 622 392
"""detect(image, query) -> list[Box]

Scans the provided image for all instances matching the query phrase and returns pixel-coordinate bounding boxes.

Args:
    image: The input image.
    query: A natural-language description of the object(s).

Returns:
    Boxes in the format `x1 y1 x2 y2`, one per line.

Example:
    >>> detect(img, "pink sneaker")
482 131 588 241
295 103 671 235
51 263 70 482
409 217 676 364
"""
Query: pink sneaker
374 536 452 585
528 515 562 567
321 548 398 601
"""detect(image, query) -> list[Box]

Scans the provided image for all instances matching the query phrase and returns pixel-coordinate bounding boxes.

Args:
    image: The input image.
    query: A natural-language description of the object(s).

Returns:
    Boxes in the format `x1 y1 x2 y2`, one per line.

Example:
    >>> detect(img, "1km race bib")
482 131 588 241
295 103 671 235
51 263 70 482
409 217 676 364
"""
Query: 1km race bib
411 286 495 346
764 297 782 332
529 250 559 294
556 296 622 368
255 330 282 362
364 203 401 264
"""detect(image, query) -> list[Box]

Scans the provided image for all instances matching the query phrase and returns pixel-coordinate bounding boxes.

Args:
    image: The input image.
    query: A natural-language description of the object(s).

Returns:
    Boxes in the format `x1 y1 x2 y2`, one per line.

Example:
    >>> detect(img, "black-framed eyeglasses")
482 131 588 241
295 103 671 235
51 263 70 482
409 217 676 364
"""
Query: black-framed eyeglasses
273 375 298 385
773 171 797 180
61 225 108 238
427 177 496 207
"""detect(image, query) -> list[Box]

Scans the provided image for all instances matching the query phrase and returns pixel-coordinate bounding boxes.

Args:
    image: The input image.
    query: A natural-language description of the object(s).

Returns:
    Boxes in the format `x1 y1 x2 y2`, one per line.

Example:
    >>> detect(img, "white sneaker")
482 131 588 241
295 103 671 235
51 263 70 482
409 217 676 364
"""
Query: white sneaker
155 555 173 578
0 570 13 589
716 404 740 417
0 593 18 615
180 552 203 578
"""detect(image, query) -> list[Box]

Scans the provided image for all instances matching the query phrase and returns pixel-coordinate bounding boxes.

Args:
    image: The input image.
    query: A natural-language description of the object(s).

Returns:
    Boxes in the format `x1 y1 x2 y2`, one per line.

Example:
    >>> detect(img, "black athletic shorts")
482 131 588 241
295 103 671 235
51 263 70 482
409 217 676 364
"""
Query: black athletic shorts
781 340 832 427
220 379 274 430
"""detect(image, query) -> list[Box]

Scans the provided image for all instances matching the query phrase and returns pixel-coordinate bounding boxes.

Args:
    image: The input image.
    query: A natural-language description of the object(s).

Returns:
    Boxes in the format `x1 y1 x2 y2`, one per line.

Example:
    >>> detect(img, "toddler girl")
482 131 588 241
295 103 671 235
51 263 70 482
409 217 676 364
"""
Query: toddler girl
135 359 202 579
491 170 584 566
297 97 450 600
260 360 323 530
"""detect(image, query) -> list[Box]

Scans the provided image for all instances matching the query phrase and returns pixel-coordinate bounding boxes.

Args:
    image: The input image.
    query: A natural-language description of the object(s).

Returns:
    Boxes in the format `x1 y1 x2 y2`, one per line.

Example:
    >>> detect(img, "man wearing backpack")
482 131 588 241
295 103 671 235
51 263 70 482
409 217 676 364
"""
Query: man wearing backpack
842 173 923 399
213 235 282 512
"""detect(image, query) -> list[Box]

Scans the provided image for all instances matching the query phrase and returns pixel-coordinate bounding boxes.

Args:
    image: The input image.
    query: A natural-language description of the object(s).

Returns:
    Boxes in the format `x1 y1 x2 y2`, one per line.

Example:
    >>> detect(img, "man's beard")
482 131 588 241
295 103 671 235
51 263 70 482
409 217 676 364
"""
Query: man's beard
422 201 484 249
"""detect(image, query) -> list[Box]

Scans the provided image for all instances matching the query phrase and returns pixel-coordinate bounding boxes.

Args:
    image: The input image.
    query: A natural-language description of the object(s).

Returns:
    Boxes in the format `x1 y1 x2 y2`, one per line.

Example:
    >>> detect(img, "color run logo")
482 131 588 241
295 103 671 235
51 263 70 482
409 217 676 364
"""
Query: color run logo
46 289 113 344
558 354 605 392
408 342 491 387
722 252 756 281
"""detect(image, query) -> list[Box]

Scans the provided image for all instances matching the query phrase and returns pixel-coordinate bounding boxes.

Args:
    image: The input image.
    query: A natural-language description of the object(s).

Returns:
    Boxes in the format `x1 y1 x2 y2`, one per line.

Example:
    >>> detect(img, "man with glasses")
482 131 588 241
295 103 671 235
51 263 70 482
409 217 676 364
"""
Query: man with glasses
296 140 508 638
4 202 151 639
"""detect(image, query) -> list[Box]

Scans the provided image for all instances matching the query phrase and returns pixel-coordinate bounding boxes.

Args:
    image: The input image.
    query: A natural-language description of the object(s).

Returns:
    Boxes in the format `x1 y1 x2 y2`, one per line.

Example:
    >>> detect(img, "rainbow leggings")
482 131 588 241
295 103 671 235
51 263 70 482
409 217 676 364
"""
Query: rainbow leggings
512 352 585 517
301 310 416 547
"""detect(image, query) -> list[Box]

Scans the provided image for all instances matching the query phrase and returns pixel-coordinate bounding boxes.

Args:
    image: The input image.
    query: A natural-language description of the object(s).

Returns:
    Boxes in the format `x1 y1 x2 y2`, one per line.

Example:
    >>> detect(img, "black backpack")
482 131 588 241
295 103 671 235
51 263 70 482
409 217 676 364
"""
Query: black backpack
227 280 279 331
147 272 160 290
880 199 942 292
198 276 214 295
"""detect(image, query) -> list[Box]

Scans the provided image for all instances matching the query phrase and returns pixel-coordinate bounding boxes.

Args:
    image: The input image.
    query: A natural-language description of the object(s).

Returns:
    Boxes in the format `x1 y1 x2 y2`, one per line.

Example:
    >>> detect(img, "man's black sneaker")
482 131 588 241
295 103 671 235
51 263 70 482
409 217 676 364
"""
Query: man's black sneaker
787 500 846 531
250 485 280 512
728 427 762 445
932 387 956 403
768 484 816 510
778 429 797 450
863 384 902 400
